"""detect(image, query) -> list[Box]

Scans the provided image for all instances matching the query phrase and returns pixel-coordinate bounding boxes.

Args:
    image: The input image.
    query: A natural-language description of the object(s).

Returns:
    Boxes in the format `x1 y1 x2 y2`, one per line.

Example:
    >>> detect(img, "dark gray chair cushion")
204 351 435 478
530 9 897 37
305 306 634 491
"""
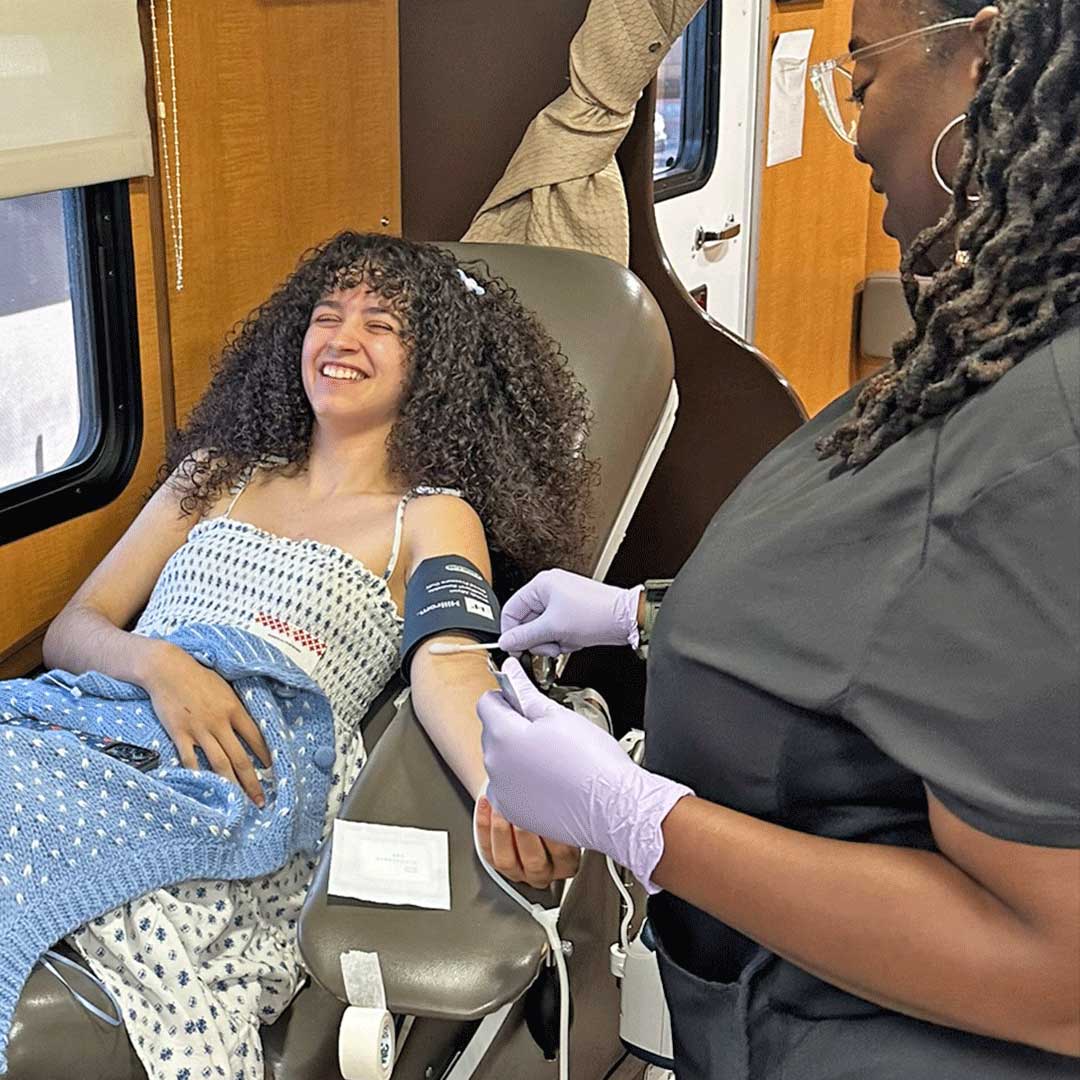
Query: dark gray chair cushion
5 944 343 1080
441 242 674 573
5 941 146 1080
298 696 552 1019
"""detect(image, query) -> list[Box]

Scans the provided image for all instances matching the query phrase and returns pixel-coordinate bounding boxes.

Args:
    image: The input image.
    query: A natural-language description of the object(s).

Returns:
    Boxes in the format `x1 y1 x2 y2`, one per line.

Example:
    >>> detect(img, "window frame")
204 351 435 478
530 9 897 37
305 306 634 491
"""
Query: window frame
0 181 143 546
654 0 723 203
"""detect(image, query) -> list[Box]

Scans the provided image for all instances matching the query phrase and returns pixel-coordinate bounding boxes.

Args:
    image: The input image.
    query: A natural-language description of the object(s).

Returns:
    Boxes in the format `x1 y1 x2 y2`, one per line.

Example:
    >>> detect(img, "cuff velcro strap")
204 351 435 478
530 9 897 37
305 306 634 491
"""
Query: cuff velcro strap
401 555 501 680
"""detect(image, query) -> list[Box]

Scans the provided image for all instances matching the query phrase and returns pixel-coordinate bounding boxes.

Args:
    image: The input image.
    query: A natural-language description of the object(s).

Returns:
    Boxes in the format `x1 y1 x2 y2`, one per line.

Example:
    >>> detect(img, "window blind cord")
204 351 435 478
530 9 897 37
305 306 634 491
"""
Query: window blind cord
149 0 184 291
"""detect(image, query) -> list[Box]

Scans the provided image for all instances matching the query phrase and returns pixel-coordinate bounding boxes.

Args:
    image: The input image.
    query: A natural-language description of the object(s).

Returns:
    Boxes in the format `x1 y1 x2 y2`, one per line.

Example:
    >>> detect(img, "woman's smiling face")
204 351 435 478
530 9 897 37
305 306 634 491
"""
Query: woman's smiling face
300 283 410 432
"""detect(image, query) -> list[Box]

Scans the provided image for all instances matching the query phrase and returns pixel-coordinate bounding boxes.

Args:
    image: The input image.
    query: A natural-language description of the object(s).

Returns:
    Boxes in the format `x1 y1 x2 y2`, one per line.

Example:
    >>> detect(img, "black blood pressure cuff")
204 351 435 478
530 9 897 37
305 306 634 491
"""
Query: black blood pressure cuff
400 555 501 680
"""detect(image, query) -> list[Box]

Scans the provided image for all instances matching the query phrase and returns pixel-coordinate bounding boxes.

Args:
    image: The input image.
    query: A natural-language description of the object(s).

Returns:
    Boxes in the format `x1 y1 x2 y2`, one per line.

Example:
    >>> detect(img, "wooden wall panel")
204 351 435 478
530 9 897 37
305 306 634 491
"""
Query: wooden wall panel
164 0 401 423
1 0 402 668
753 0 870 415
399 0 588 241
0 179 168 671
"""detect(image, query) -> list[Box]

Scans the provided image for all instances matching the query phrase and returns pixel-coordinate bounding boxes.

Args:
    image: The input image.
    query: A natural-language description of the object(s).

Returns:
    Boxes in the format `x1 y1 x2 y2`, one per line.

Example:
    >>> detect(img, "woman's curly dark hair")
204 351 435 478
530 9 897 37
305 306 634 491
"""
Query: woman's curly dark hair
165 231 598 591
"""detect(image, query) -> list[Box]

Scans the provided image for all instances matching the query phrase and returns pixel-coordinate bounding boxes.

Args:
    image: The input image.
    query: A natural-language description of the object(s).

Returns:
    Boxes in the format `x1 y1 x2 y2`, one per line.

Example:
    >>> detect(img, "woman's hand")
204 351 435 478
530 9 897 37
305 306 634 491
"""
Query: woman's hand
498 569 644 657
141 641 273 805
478 658 693 891
474 795 581 889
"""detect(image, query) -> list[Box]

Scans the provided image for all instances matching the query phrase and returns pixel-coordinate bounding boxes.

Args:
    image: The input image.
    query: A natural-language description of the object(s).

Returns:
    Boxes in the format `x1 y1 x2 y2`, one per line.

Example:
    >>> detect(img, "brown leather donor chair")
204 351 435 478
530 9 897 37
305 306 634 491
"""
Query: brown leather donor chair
4 242 677 1080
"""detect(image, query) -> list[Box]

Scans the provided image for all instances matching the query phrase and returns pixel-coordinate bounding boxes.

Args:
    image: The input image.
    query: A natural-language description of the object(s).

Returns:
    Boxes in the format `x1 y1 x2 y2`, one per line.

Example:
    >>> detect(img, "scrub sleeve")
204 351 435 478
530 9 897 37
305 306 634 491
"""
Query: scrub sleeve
642 317 1080 1079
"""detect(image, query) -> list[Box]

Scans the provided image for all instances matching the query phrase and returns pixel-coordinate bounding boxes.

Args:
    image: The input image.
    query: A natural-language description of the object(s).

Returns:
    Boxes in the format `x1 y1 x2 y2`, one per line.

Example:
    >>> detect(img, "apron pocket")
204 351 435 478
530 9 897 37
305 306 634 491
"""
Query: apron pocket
653 922 770 1080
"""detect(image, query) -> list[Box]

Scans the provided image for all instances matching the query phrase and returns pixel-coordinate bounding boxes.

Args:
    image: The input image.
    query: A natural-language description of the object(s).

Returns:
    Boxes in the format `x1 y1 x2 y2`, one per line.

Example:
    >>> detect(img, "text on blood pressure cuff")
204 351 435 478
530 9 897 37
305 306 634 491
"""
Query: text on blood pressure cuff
400 555 500 680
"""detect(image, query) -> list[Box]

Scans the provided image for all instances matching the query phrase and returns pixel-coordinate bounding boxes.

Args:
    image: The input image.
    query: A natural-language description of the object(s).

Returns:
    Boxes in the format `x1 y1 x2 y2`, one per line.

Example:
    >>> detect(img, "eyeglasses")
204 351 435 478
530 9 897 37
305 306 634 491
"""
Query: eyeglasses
809 17 976 145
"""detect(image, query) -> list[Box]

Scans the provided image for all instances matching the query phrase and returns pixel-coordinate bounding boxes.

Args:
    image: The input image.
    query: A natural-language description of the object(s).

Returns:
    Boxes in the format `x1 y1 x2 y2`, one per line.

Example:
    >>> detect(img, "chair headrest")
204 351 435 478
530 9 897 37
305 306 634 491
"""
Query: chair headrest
443 242 675 577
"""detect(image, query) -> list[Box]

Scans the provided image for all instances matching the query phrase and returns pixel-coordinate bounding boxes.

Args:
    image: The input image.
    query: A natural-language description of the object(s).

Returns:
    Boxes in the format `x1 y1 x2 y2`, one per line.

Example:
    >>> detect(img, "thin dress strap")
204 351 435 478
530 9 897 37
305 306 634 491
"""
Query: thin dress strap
222 470 253 518
383 486 465 581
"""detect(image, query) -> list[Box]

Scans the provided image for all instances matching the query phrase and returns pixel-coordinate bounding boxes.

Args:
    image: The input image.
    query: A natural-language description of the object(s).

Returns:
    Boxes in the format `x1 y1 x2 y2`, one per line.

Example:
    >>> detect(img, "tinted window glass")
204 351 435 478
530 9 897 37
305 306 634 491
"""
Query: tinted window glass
654 34 687 175
0 182 141 545
0 190 95 493
654 1 722 201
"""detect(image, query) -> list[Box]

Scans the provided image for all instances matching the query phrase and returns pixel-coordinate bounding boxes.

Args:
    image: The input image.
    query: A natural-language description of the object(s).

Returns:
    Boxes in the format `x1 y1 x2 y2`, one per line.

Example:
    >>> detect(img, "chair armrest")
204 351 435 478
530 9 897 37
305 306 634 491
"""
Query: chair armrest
297 696 551 1021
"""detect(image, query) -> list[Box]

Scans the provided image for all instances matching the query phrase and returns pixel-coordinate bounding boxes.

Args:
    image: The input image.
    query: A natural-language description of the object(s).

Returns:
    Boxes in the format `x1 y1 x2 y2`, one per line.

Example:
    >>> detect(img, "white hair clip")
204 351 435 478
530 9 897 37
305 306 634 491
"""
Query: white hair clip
456 268 486 296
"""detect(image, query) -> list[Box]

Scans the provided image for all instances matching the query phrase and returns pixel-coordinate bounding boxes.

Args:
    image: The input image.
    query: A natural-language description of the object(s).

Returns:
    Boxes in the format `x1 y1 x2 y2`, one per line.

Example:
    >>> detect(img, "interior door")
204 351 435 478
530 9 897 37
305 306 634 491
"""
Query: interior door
654 0 765 339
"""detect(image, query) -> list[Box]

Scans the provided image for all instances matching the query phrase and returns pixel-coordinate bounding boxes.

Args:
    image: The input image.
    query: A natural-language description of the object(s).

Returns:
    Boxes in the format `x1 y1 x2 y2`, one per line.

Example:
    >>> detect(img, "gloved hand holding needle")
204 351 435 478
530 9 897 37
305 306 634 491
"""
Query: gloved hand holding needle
479 570 693 892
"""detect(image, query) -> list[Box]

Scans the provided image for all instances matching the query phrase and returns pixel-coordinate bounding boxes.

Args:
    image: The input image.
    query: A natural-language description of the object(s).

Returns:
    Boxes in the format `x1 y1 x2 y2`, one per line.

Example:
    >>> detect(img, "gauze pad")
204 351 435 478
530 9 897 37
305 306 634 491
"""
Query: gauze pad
328 819 451 910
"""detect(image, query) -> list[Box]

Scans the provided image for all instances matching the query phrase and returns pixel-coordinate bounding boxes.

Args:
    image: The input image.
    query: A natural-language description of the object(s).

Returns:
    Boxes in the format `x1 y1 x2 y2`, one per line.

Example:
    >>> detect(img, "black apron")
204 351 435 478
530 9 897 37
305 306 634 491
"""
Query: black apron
651 891 1078 1079
641 325 1080 1078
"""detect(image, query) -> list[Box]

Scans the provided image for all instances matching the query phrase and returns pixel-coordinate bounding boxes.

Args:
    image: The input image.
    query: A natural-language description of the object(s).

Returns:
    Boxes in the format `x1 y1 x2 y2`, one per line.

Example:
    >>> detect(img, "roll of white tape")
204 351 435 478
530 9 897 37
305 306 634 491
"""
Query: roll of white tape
338 1006 395 1080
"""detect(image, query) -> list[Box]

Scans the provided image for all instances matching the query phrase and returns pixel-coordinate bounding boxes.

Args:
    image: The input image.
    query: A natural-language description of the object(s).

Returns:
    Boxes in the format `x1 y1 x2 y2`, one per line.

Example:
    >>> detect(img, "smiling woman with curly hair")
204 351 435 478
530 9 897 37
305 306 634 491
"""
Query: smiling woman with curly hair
167 230 595 591
34 231 594 1080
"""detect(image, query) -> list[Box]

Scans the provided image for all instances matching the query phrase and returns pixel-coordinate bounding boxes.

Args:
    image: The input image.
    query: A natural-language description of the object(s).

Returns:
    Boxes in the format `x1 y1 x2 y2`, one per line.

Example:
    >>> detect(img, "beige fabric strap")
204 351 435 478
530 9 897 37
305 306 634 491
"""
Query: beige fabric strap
463 0 705 265
384 486 464 581
223 471 253 518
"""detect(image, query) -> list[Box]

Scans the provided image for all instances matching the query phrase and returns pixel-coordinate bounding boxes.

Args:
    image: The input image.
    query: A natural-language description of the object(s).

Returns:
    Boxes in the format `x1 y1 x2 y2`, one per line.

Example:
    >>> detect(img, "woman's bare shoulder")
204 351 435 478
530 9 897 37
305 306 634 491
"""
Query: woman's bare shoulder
401 491 491 578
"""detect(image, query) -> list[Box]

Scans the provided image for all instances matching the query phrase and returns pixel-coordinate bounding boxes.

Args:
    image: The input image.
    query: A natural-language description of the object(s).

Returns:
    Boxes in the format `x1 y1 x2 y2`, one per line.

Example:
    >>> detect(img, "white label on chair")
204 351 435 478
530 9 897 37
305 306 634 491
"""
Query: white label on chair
328 819 451 910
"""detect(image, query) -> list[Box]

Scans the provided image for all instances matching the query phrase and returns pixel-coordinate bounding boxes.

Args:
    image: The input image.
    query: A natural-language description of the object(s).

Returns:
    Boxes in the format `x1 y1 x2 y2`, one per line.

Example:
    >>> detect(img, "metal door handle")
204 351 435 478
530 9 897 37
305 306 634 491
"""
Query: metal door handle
694 222 742 250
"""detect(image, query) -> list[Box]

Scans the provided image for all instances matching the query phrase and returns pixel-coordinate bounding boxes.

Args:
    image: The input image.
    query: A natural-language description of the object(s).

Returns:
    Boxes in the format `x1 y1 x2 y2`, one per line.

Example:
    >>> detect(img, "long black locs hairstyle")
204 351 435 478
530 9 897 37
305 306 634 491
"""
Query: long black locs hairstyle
818 0 1080 467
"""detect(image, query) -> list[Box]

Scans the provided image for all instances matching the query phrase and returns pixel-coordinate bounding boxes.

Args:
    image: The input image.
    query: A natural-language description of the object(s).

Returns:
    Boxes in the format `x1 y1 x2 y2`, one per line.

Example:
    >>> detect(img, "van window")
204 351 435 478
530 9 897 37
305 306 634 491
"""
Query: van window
654 0 722 201
0 183 141 544
0 190 93 493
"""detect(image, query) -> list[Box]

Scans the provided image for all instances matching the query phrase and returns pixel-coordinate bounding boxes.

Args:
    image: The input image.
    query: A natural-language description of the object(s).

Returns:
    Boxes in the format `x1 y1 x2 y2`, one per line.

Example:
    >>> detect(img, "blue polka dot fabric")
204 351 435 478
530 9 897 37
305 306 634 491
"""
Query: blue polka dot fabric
0 624 335 1076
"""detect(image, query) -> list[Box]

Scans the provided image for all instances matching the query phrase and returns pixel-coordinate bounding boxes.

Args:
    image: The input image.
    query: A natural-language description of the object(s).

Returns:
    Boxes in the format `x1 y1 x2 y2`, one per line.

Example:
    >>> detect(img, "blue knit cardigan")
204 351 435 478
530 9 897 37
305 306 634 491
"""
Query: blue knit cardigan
0 624 337 1073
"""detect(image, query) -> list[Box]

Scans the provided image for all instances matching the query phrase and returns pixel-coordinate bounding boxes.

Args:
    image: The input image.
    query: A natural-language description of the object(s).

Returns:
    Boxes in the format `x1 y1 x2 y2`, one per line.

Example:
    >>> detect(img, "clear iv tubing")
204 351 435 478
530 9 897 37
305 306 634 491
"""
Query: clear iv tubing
473 791 571 1080
607 855 635 951
609 729 644 954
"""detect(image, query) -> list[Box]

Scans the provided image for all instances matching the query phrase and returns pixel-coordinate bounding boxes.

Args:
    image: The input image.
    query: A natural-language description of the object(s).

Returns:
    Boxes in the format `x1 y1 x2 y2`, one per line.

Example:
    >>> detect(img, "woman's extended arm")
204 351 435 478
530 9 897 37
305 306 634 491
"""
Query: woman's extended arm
653 789 1080 1057
401 494 502 799
402 495 580 887
42 475 271 803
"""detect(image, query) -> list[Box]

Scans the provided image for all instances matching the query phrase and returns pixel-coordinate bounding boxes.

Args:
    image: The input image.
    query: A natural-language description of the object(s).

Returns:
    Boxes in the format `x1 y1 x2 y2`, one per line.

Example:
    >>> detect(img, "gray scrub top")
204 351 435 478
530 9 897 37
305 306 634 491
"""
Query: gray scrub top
644 315 1079 1076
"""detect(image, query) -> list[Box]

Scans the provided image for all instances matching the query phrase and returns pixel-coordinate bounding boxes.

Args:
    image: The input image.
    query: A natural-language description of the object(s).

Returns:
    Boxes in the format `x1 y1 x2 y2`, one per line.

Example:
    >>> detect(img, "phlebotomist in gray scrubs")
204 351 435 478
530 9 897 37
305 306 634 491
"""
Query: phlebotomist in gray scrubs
474 1 1080 1076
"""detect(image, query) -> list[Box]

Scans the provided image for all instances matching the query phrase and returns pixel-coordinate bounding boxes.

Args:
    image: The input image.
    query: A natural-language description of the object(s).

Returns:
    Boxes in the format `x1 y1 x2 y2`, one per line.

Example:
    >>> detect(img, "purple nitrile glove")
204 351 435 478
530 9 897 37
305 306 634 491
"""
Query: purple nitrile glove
478 658 694 894
498 569 644 658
